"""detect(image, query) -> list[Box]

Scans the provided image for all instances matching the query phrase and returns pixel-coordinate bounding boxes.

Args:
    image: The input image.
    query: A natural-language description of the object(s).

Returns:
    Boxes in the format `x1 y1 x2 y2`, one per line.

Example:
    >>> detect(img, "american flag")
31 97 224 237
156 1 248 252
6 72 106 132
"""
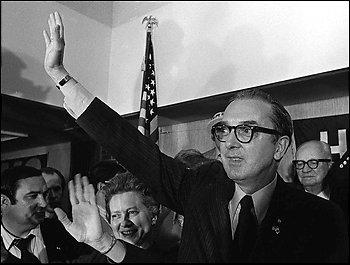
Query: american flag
137 31 159 144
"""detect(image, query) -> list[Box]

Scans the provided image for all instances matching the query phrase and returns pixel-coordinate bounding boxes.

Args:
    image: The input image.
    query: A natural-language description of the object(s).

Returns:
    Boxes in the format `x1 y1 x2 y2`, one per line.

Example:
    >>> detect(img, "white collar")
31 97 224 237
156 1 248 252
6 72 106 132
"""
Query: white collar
231 175 277 224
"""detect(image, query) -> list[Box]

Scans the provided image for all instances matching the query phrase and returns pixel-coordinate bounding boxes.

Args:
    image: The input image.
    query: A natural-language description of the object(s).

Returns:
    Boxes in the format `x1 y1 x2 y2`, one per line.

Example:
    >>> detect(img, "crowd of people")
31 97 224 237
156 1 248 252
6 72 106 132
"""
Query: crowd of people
1 11 348 263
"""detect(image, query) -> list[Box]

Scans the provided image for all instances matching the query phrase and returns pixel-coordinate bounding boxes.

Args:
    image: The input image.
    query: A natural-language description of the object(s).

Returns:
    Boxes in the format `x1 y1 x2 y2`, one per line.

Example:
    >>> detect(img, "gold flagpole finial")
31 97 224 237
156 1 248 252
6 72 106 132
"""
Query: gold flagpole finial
142 15 158 32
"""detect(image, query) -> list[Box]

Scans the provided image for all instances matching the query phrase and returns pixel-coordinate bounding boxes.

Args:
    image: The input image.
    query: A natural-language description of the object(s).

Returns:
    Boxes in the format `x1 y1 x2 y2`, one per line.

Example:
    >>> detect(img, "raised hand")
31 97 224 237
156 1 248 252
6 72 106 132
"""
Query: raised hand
54 174 103 245
43 11 65 76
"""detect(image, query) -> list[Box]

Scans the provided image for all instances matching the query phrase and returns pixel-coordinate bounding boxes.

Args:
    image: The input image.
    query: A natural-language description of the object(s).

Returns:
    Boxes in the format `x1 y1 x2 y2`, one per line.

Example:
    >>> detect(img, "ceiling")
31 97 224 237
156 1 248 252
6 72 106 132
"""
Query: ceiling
57 1 172 27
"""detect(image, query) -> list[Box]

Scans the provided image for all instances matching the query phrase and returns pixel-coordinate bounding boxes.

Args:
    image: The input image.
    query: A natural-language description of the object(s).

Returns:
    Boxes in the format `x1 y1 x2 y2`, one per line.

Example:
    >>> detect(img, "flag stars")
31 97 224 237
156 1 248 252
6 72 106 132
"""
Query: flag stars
150 89 155 96
151 80 155 86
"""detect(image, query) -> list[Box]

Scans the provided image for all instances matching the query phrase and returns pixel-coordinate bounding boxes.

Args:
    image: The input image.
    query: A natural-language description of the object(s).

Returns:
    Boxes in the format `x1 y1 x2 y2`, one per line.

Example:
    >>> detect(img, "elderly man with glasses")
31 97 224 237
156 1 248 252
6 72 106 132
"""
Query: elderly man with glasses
293 140 334 199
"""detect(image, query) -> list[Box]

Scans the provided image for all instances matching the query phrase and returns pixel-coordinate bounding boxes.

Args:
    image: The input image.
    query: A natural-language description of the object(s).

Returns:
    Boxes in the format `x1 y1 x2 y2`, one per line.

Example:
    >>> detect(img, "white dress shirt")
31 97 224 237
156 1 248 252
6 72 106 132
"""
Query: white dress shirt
228 176 277 239
1 224 48 263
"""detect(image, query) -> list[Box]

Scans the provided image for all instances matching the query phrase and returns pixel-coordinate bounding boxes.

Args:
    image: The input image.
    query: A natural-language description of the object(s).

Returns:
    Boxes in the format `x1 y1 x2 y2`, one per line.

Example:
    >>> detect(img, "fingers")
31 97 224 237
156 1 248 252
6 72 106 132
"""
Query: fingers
88 184 97 206
69 174 95 205
68 179 78 205
48 13 55 40
75 174 84 203
82 176 90 202
82 176 97 205
54 208 72 228
43 30 50 47
48 12 62 41
54 11 64 39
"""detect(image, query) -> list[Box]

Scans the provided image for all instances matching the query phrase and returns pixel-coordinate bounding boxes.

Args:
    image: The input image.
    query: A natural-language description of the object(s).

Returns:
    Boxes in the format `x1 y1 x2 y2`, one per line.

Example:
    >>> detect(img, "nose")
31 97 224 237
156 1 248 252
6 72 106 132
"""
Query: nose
37 194 48 208
123 212 130 221
119 215 133 229
302 163 312 173
224 130 241 149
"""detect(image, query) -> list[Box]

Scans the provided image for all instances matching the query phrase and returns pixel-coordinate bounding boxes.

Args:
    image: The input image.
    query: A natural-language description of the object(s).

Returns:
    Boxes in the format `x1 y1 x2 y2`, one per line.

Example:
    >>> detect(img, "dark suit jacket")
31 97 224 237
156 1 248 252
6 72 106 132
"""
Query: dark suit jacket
1 217 93 263
76 98 349 263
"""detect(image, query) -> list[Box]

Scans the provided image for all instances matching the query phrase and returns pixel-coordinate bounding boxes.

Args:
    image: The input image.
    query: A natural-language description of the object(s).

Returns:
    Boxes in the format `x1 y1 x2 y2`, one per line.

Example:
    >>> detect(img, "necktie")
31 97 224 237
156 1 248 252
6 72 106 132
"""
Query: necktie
14 234 41 263
233 195 258 261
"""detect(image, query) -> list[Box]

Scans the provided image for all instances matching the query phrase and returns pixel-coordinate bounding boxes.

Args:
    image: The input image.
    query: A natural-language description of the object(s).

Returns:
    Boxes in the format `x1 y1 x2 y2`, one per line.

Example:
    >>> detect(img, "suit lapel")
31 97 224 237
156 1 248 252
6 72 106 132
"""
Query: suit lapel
208 171 235 262
251 176 287 261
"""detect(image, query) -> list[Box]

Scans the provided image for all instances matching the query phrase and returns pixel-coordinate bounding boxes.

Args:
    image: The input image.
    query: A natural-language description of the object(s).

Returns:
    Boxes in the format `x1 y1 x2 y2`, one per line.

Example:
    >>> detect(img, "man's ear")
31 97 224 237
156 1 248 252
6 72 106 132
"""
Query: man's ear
1 194 11 211
274 136 290 161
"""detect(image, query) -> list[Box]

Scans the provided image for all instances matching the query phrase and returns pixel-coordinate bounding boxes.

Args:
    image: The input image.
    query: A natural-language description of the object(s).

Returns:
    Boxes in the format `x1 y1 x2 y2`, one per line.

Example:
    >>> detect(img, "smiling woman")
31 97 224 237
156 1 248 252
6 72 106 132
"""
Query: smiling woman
104 171 179 262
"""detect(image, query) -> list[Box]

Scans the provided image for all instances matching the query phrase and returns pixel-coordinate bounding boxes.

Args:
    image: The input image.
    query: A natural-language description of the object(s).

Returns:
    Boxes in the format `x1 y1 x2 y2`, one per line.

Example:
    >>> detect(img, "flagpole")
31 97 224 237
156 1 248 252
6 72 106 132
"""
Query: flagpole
141 16 158 70
138 16 159 143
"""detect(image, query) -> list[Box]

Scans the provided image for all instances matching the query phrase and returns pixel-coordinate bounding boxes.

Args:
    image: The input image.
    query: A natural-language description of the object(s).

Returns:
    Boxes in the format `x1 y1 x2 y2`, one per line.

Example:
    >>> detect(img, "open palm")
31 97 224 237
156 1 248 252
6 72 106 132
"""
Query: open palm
43 11 65 73
55 174 103 244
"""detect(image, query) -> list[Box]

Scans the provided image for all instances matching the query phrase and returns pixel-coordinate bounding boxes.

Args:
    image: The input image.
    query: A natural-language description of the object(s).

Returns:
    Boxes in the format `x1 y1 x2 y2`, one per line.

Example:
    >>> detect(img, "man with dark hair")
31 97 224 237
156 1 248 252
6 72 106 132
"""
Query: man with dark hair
42 11 348 262
1 166 89 263
41 167 66 219
174 148 211 169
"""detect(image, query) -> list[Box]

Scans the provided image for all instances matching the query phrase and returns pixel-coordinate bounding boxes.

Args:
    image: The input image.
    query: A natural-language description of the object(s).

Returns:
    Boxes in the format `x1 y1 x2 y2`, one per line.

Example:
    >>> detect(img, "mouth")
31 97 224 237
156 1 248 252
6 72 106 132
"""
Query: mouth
120 229 137 238
225 156 244 163
35 211 46 219
302 175 315 179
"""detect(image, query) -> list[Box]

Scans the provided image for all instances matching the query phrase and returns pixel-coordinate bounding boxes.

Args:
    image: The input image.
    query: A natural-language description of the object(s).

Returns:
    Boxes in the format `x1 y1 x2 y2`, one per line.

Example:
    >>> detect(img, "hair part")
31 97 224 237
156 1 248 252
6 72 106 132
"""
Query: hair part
1 166 43 204
228 88 293 144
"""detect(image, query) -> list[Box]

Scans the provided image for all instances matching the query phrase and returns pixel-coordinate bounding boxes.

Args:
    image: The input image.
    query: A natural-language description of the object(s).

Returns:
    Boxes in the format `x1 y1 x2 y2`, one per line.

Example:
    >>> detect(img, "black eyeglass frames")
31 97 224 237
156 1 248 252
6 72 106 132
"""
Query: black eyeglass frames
292 159 332 170
213 123 282 144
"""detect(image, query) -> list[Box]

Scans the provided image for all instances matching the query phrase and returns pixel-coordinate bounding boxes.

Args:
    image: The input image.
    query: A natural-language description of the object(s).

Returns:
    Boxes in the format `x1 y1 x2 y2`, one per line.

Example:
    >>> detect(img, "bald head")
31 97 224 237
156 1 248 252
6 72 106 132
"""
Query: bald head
296 140 332 160
295 140 333 195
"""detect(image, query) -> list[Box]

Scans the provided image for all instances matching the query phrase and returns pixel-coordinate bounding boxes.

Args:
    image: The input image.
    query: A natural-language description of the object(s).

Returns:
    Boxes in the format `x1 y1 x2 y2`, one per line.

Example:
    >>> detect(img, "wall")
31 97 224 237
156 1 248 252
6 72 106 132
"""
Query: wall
158 95 349 158
1 1 111 107
108 1 349 114
1 1 348 115
1 142 71 181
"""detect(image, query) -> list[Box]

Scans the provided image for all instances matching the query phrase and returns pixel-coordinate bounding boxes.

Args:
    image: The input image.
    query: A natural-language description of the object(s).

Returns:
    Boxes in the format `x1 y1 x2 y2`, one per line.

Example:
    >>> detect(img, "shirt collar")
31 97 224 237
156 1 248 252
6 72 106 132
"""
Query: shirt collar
231 174 277 224
316 190 329 200
1 223 42 250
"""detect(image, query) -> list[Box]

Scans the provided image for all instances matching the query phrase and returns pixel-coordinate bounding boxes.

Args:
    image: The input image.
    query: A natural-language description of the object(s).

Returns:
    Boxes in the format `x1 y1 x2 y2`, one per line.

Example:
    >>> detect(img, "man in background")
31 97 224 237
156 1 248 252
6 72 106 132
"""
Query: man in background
294 140 333 199
1 166 88 263
41 167 66 219
294 140 348 223
203 111 223 161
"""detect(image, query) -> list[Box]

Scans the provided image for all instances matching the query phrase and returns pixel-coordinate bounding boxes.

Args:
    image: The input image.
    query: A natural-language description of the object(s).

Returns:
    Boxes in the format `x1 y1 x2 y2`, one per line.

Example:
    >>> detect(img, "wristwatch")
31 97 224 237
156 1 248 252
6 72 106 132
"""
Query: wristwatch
56 75 71 90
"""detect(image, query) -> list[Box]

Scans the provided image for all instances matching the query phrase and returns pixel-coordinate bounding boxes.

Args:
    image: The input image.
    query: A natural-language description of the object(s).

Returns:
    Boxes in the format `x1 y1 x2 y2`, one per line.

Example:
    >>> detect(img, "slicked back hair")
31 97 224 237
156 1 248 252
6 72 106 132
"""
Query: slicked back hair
1 166 43 204
228 89 293 144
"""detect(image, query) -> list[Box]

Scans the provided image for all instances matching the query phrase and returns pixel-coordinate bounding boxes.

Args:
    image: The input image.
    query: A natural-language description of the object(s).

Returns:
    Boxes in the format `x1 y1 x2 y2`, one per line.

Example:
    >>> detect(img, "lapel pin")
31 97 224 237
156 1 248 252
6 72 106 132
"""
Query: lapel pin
272 218 281 235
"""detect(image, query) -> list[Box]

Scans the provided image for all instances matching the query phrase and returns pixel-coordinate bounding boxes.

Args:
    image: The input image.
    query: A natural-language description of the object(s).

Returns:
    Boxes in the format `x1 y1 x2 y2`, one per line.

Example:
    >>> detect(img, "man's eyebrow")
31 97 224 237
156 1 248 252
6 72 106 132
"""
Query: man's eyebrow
240 120 258 125
220 120 259 125
25 190 47 195
24 191 40 196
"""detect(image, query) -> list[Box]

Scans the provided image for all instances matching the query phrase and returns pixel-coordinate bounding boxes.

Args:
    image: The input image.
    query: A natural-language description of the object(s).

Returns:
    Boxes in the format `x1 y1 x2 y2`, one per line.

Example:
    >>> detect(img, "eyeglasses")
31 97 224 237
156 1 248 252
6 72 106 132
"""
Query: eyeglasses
292 159 331 170
213 123 282 144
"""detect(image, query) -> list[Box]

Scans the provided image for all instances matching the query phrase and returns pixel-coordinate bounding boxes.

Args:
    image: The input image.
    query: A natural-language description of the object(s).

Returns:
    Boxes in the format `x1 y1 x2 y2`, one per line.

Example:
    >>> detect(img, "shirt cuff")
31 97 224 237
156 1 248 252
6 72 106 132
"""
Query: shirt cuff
61 82 95 119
